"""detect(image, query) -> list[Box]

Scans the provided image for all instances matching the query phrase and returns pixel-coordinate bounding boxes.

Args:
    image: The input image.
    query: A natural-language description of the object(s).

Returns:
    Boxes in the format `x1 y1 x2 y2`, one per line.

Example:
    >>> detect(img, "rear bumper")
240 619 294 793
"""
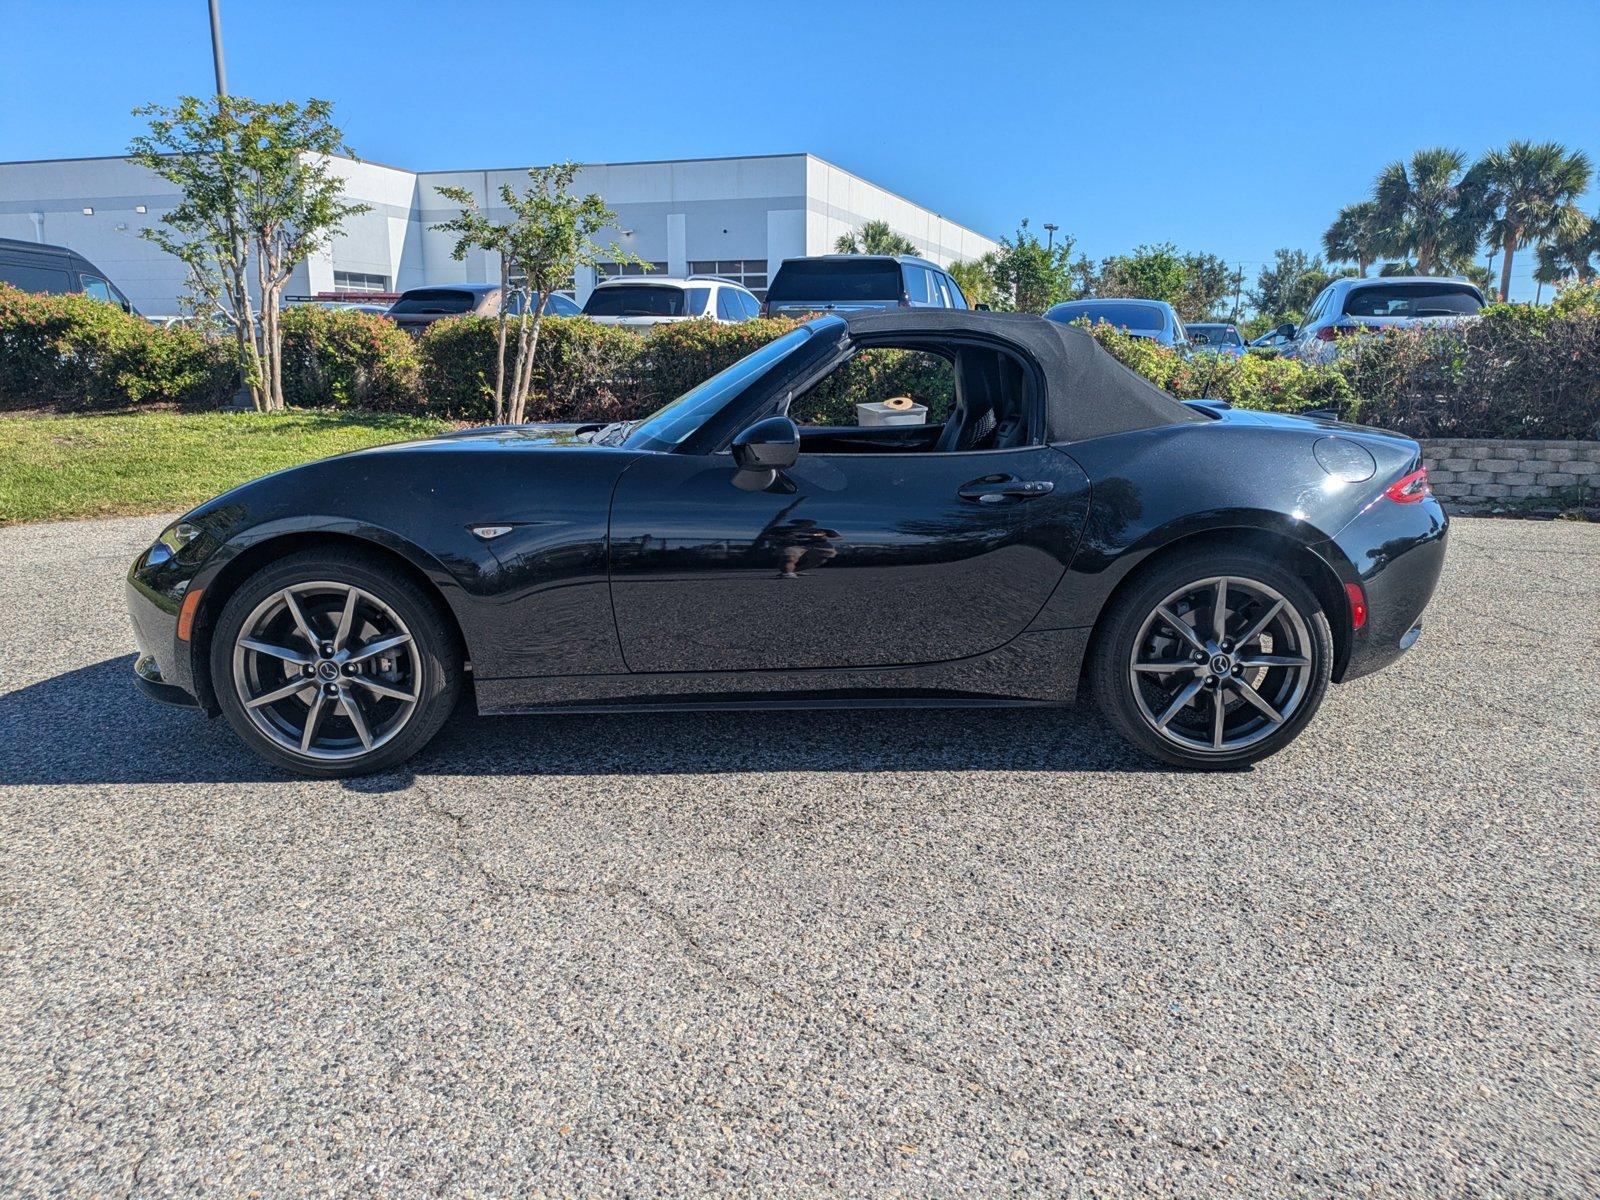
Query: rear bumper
1325 493 1449 682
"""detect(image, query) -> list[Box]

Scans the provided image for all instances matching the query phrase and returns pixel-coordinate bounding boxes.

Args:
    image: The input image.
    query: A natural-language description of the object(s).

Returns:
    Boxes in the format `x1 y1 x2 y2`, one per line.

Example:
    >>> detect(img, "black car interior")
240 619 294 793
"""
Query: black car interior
787 342 1034 455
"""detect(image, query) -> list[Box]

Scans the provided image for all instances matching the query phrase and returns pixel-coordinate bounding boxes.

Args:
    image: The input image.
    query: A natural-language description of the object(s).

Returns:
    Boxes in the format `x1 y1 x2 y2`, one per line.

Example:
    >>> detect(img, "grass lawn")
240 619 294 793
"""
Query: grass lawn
0 410 456 524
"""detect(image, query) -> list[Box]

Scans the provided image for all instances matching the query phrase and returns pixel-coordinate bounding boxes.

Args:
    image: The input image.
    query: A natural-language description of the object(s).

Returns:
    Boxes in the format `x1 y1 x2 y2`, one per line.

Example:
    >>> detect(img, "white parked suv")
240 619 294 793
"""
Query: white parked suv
581 275 761 328
1283 276 1485 363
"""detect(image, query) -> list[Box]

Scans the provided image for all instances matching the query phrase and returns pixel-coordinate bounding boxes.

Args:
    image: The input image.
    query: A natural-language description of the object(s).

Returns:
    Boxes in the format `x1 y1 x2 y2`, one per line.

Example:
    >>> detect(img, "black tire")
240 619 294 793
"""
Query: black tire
1089 547 1333 770
210 549 462 778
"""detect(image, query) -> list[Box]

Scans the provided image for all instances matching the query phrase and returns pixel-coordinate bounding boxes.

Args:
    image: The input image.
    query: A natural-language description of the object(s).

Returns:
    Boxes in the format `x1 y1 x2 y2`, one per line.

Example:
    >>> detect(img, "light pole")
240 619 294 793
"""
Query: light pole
209 0 228 96
1043 223 1058 252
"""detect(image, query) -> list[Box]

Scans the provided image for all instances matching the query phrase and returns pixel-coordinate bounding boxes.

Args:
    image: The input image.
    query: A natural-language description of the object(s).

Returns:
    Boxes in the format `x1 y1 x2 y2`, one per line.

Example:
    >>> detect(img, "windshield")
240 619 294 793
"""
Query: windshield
1189 325 1243 346
621 325 818 452
766 260 902 303
388 289 478 315
584 285 709 318
1342 283 1483 318
1048 302 1166 332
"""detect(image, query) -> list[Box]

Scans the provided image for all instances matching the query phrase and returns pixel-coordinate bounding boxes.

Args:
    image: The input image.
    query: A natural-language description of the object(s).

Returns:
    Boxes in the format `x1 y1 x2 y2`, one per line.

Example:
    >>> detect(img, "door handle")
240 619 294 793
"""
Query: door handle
957 478 1055 503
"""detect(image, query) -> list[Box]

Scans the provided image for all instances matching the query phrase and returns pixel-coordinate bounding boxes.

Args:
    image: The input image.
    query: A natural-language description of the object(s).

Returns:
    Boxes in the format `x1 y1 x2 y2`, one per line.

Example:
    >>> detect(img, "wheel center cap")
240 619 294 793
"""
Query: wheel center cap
1210 653 1232 675
316 660 340 682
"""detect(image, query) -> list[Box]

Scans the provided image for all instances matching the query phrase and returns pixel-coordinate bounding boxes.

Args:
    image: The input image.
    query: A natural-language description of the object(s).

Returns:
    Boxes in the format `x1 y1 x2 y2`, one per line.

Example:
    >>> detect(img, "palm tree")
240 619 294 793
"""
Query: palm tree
1467 140 1593 301
1372 147 1477 275
1534 207 1600 288
1322 201 1383 276
835 220 919 256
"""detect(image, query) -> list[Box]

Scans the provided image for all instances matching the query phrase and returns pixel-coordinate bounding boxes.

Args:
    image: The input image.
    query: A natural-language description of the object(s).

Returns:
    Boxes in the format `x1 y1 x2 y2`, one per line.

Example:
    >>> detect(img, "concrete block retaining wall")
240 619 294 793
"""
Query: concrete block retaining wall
1420 438 1600 507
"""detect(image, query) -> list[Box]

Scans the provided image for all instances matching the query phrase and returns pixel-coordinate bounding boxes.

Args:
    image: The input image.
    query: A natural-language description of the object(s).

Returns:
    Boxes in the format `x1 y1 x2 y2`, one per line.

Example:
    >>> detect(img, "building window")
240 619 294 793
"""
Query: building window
689 259 768 298
333 270 391 294
596 261 670 281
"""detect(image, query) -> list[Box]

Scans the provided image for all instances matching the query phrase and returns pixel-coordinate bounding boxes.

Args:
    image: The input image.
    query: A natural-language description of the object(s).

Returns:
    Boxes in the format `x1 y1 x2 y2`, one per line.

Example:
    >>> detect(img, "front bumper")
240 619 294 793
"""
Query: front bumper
126 567 204 710
133 653 201 708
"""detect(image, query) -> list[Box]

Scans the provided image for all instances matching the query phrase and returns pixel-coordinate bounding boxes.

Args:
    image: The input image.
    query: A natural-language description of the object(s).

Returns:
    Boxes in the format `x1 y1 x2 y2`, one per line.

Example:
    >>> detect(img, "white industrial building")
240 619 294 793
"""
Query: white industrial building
0 152 1000 317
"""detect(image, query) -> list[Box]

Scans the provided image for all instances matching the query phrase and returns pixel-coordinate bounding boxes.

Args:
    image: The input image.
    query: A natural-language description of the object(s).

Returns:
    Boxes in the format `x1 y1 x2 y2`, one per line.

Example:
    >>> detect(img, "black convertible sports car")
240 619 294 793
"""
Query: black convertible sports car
127 310 1447 777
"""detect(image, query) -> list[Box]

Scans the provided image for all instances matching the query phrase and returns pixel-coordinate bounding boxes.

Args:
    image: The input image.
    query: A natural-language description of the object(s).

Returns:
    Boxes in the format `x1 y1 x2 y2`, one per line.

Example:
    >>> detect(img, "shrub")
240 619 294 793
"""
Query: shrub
0 283 234 411
1339 305 1600 440
419 315 648 422
278 305 421 411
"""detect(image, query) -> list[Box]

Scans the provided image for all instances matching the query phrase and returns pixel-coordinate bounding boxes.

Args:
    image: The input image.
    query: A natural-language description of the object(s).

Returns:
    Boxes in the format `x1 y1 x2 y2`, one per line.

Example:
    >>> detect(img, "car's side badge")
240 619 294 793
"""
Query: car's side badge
470 525 513 540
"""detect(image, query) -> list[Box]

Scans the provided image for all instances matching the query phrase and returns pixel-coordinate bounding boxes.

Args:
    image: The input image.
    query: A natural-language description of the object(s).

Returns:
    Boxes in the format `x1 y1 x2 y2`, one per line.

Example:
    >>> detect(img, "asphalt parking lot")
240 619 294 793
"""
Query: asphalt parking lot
1 514 1596 1198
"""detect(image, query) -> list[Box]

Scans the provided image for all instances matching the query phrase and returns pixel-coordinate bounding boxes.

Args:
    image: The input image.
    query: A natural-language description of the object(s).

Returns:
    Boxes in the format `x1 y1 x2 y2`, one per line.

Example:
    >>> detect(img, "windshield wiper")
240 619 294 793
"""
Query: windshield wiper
586 419 639 446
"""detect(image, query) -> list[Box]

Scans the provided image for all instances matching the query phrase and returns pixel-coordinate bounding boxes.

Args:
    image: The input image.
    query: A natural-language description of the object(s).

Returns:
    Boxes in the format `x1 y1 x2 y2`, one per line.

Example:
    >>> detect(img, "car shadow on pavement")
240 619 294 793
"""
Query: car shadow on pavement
0 655 1160 786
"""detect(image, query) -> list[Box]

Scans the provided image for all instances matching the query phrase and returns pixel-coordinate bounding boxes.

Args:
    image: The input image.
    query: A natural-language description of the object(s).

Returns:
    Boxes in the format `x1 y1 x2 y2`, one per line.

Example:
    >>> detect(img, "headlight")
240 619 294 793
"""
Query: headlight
145 520 202 568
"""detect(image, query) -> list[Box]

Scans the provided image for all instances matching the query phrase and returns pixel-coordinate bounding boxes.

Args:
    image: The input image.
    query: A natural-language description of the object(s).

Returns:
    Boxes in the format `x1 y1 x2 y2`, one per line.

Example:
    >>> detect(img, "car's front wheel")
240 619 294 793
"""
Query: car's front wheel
1091 548 1333 770
210 550 462 778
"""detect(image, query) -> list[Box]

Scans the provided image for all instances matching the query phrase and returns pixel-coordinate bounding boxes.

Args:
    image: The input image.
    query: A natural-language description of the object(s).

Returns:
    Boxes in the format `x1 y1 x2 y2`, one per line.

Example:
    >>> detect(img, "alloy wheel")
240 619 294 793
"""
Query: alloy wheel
1127 574 1314 754
231 581 421 762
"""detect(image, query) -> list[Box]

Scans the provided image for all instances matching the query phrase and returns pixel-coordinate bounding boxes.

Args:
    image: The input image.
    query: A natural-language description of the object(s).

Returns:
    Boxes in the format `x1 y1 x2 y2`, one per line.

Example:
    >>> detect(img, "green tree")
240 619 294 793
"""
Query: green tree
129 95 368 411
1466 140 1594 300
434 164 636 424
834 219 919 256
1534 207 1600 287
1322 200 1384 276
947 253 1002 309
1372 147 1478 275
990 219 1079 312
1249 248 1337 321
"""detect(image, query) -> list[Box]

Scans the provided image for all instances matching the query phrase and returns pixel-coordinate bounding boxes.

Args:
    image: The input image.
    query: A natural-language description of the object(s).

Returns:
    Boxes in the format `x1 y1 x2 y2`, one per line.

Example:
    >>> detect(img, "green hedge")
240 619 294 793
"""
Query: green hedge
278 305 420 411
5 280 1596 441
0 284 234 411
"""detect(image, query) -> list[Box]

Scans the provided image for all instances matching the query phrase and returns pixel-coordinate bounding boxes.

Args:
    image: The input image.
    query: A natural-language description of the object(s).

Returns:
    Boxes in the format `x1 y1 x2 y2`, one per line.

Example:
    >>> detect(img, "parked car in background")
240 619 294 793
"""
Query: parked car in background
1249 326 1295 354
1187 322 1246 357
1043 299 1189 350
1283 276 1485 363
581 276 759 327
763 255 967 318
385 284 503 335
0 236 137 314
505 290 583 318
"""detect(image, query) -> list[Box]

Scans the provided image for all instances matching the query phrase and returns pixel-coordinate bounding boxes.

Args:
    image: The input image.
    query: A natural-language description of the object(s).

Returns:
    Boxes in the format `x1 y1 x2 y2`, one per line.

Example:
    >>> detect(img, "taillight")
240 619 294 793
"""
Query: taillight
759 301 769 317
1314 326 1340 342
1384 467 1431 504
1344 581 1368 631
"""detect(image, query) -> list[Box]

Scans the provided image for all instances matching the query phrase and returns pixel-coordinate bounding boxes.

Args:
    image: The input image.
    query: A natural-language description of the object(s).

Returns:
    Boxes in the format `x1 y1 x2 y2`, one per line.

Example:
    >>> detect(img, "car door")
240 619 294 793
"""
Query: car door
606 438 1091 675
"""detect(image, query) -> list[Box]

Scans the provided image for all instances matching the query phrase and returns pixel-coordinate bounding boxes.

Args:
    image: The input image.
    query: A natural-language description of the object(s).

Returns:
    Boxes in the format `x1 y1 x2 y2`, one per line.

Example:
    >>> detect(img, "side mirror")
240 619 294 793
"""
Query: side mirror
974 302 991 312
732 415 799 470
1276 323 1296 339
730 415 799 491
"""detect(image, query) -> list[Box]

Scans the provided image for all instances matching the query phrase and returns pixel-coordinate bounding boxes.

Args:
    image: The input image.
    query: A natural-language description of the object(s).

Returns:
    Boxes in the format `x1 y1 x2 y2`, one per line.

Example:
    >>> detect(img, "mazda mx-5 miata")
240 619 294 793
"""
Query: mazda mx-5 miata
127 310 1447 777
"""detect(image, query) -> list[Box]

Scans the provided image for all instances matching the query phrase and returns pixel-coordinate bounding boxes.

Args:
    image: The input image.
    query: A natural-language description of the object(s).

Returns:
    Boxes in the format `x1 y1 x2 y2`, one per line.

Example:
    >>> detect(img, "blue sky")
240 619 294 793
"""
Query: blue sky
4 0 1597 300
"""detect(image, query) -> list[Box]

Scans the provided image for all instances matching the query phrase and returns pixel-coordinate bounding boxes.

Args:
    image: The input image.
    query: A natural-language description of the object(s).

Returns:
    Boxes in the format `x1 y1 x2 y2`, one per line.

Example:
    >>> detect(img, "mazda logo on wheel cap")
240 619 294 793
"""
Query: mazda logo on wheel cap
1210 654 1231 674
316 661 340 681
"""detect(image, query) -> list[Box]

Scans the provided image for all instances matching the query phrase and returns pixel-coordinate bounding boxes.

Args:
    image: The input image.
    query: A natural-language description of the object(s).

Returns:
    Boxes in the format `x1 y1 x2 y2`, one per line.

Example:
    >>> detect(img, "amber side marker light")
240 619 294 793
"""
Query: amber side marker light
177 589 204 641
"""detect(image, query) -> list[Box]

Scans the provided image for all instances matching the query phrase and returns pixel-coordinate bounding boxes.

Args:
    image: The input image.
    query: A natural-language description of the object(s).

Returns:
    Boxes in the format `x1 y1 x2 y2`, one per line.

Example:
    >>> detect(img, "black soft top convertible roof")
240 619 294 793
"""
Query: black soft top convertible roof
841 309 1204 443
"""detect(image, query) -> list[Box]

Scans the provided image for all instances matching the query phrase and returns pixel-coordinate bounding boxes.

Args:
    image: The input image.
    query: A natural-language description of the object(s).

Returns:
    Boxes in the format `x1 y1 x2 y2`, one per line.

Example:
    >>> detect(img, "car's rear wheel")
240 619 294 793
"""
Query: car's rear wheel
1091 548 1333 770
210 550 461 778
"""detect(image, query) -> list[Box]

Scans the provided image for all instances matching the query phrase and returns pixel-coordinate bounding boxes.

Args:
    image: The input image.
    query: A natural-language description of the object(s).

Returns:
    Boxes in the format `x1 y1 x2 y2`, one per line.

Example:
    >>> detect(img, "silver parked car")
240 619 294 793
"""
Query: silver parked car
1043 298 1190 350
581 275 760 328
1282 276 1485 363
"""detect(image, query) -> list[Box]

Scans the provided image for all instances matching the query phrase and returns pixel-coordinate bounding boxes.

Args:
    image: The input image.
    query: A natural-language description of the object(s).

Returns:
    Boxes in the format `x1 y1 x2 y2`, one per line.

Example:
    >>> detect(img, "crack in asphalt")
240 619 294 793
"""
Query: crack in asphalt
405 778 1237 1172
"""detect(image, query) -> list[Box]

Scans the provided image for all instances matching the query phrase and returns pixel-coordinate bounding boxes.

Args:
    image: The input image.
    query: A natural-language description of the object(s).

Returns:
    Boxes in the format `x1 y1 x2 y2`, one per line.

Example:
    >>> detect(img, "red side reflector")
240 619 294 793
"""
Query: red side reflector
1384 467 1431 504
1344 582 1368 631
177 588 204 642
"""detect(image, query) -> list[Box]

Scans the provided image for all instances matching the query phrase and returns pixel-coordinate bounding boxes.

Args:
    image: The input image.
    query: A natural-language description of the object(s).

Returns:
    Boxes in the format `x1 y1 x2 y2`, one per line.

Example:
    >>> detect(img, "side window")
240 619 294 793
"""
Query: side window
1303 286 1332 328
79 274 114 303
941 272 967 308
789 348 956 428
716 288 740 320
0 262 73 293
685 287 711 316
903 266 930 304
737 289 759 319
